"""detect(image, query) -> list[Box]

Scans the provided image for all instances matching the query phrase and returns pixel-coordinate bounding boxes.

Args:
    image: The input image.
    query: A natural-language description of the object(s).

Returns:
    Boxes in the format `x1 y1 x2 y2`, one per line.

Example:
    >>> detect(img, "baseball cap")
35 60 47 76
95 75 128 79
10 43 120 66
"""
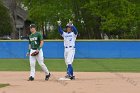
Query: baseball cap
66 24 72 28
30 24 36 28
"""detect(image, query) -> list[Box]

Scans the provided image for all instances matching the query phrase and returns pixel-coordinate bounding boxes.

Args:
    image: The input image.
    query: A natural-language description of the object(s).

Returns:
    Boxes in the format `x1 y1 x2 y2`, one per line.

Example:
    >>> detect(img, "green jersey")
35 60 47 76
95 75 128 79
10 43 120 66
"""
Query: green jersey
29 32 43 49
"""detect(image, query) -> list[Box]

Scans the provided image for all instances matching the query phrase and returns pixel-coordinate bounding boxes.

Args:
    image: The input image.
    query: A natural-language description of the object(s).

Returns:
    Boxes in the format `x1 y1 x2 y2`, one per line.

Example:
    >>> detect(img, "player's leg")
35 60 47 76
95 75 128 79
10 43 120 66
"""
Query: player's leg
29 50 36 81
36 49 50 80
64 49 69 76
68 48 75 64
64 49 68 65
66 48 75 78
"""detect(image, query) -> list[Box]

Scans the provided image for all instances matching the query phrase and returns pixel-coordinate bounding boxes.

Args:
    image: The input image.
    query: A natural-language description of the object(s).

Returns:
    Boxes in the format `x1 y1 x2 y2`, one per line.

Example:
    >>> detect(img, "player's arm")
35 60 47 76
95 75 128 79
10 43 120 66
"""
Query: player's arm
71 25 78 35
58 26 63 35
37 33 44 51
68 21 78 35
57 21 63 35
26 40 31 56
28 44 31 50
38 40 43 50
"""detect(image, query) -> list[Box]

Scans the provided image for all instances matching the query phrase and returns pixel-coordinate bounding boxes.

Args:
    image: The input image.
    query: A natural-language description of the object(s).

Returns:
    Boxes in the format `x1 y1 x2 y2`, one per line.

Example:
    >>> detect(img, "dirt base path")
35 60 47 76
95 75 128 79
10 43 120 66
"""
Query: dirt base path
0 72 140 93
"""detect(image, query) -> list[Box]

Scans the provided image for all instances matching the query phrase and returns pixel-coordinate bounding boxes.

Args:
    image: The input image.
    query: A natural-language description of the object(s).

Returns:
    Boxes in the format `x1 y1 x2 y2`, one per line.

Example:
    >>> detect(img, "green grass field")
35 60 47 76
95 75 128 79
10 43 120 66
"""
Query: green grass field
0 59 140 72
0 84 10 88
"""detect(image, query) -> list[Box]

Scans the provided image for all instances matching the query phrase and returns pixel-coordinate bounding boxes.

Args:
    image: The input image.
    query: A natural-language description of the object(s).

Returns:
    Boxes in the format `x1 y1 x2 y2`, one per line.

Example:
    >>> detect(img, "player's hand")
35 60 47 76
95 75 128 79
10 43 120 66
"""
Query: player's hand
68 20 73 26
57 21 61 26
26 52 30 56
35 50 39 53
69 21 72 25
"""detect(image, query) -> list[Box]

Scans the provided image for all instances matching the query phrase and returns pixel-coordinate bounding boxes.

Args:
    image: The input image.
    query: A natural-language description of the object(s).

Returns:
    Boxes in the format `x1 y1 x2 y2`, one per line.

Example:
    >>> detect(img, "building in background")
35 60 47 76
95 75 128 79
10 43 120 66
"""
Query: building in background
2 0 27 39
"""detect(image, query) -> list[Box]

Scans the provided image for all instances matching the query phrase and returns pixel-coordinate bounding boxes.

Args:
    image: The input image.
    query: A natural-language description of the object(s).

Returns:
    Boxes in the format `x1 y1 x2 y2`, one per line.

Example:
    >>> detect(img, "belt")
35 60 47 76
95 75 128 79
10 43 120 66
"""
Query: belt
31 48 37 50
65 46 75 48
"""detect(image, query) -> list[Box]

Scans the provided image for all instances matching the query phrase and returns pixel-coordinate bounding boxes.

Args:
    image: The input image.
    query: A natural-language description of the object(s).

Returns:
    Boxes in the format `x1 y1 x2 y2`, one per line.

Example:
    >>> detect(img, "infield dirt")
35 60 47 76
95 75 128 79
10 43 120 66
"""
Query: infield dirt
0 72 139 93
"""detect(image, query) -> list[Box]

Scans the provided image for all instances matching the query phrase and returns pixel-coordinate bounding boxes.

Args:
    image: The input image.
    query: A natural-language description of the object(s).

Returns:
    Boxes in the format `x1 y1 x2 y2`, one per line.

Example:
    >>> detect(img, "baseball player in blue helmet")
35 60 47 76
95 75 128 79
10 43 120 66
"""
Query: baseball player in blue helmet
57 20 78 80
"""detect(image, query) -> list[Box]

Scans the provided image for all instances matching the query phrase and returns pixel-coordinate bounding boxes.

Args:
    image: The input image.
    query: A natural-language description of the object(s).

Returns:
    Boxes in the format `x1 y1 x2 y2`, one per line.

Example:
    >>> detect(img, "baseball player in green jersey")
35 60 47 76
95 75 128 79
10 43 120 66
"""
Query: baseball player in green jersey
27 24 51 81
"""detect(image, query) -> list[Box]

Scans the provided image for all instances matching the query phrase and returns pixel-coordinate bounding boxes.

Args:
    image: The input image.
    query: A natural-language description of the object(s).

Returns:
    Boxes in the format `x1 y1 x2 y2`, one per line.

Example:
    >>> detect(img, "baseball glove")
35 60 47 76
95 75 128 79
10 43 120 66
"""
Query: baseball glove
31 51 39 56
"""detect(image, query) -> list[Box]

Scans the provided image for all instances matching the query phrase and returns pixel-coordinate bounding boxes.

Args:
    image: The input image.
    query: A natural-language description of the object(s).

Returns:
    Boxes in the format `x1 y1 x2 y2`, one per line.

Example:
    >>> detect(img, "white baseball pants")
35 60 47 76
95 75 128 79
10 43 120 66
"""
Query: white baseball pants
64 48 75 65
29 49 49 77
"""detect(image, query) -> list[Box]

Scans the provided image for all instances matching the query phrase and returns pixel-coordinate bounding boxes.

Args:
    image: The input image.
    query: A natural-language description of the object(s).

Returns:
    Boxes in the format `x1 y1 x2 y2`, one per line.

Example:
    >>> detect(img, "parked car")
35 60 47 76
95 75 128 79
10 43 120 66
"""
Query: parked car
0 36 11 40
20 36 29 40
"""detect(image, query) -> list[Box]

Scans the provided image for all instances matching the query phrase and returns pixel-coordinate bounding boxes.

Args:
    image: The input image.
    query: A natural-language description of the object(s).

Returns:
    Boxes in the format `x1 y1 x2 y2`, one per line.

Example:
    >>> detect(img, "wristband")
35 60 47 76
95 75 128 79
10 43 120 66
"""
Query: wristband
28 49 30 53
38 47 42 50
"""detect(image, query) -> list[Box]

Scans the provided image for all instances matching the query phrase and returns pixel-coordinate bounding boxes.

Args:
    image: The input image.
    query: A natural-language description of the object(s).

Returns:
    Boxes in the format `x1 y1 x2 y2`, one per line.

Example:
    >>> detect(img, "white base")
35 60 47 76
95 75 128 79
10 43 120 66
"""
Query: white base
58 77 71 81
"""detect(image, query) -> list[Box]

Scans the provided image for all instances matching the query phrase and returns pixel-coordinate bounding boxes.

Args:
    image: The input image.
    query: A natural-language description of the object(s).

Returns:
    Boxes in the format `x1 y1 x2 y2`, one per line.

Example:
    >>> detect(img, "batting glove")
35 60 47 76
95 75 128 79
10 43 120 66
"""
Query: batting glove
57 21 61 26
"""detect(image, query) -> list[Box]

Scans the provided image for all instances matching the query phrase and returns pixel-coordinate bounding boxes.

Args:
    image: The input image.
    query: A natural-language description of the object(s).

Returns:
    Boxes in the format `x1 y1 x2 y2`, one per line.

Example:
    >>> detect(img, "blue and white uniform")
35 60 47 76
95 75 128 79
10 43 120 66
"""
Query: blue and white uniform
58 25 78 77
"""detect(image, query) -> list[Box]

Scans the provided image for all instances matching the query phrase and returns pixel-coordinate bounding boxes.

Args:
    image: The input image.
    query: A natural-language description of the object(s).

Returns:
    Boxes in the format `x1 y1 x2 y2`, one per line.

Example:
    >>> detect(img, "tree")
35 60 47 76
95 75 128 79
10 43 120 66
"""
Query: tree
22 0 139 39
129 0 140 38
85 0 137 39
22 0 74 39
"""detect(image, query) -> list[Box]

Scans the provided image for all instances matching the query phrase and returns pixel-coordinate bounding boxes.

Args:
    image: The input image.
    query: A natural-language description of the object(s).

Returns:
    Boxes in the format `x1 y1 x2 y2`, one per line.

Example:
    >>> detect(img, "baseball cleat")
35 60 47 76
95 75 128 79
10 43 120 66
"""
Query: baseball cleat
28 76 34 81
45 73 51 80
65 75 75 80
65 74 70 78
69 76 75 80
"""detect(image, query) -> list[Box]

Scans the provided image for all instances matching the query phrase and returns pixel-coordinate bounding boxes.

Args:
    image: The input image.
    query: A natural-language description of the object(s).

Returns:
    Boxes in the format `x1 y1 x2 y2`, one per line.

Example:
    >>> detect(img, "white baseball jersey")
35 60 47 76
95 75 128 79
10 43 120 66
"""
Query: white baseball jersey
62 32 77 47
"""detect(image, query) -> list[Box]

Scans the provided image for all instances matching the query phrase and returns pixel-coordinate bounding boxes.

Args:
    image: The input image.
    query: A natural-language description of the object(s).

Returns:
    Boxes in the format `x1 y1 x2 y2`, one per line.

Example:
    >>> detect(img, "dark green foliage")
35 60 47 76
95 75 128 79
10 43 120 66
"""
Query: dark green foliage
22 0 140 39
